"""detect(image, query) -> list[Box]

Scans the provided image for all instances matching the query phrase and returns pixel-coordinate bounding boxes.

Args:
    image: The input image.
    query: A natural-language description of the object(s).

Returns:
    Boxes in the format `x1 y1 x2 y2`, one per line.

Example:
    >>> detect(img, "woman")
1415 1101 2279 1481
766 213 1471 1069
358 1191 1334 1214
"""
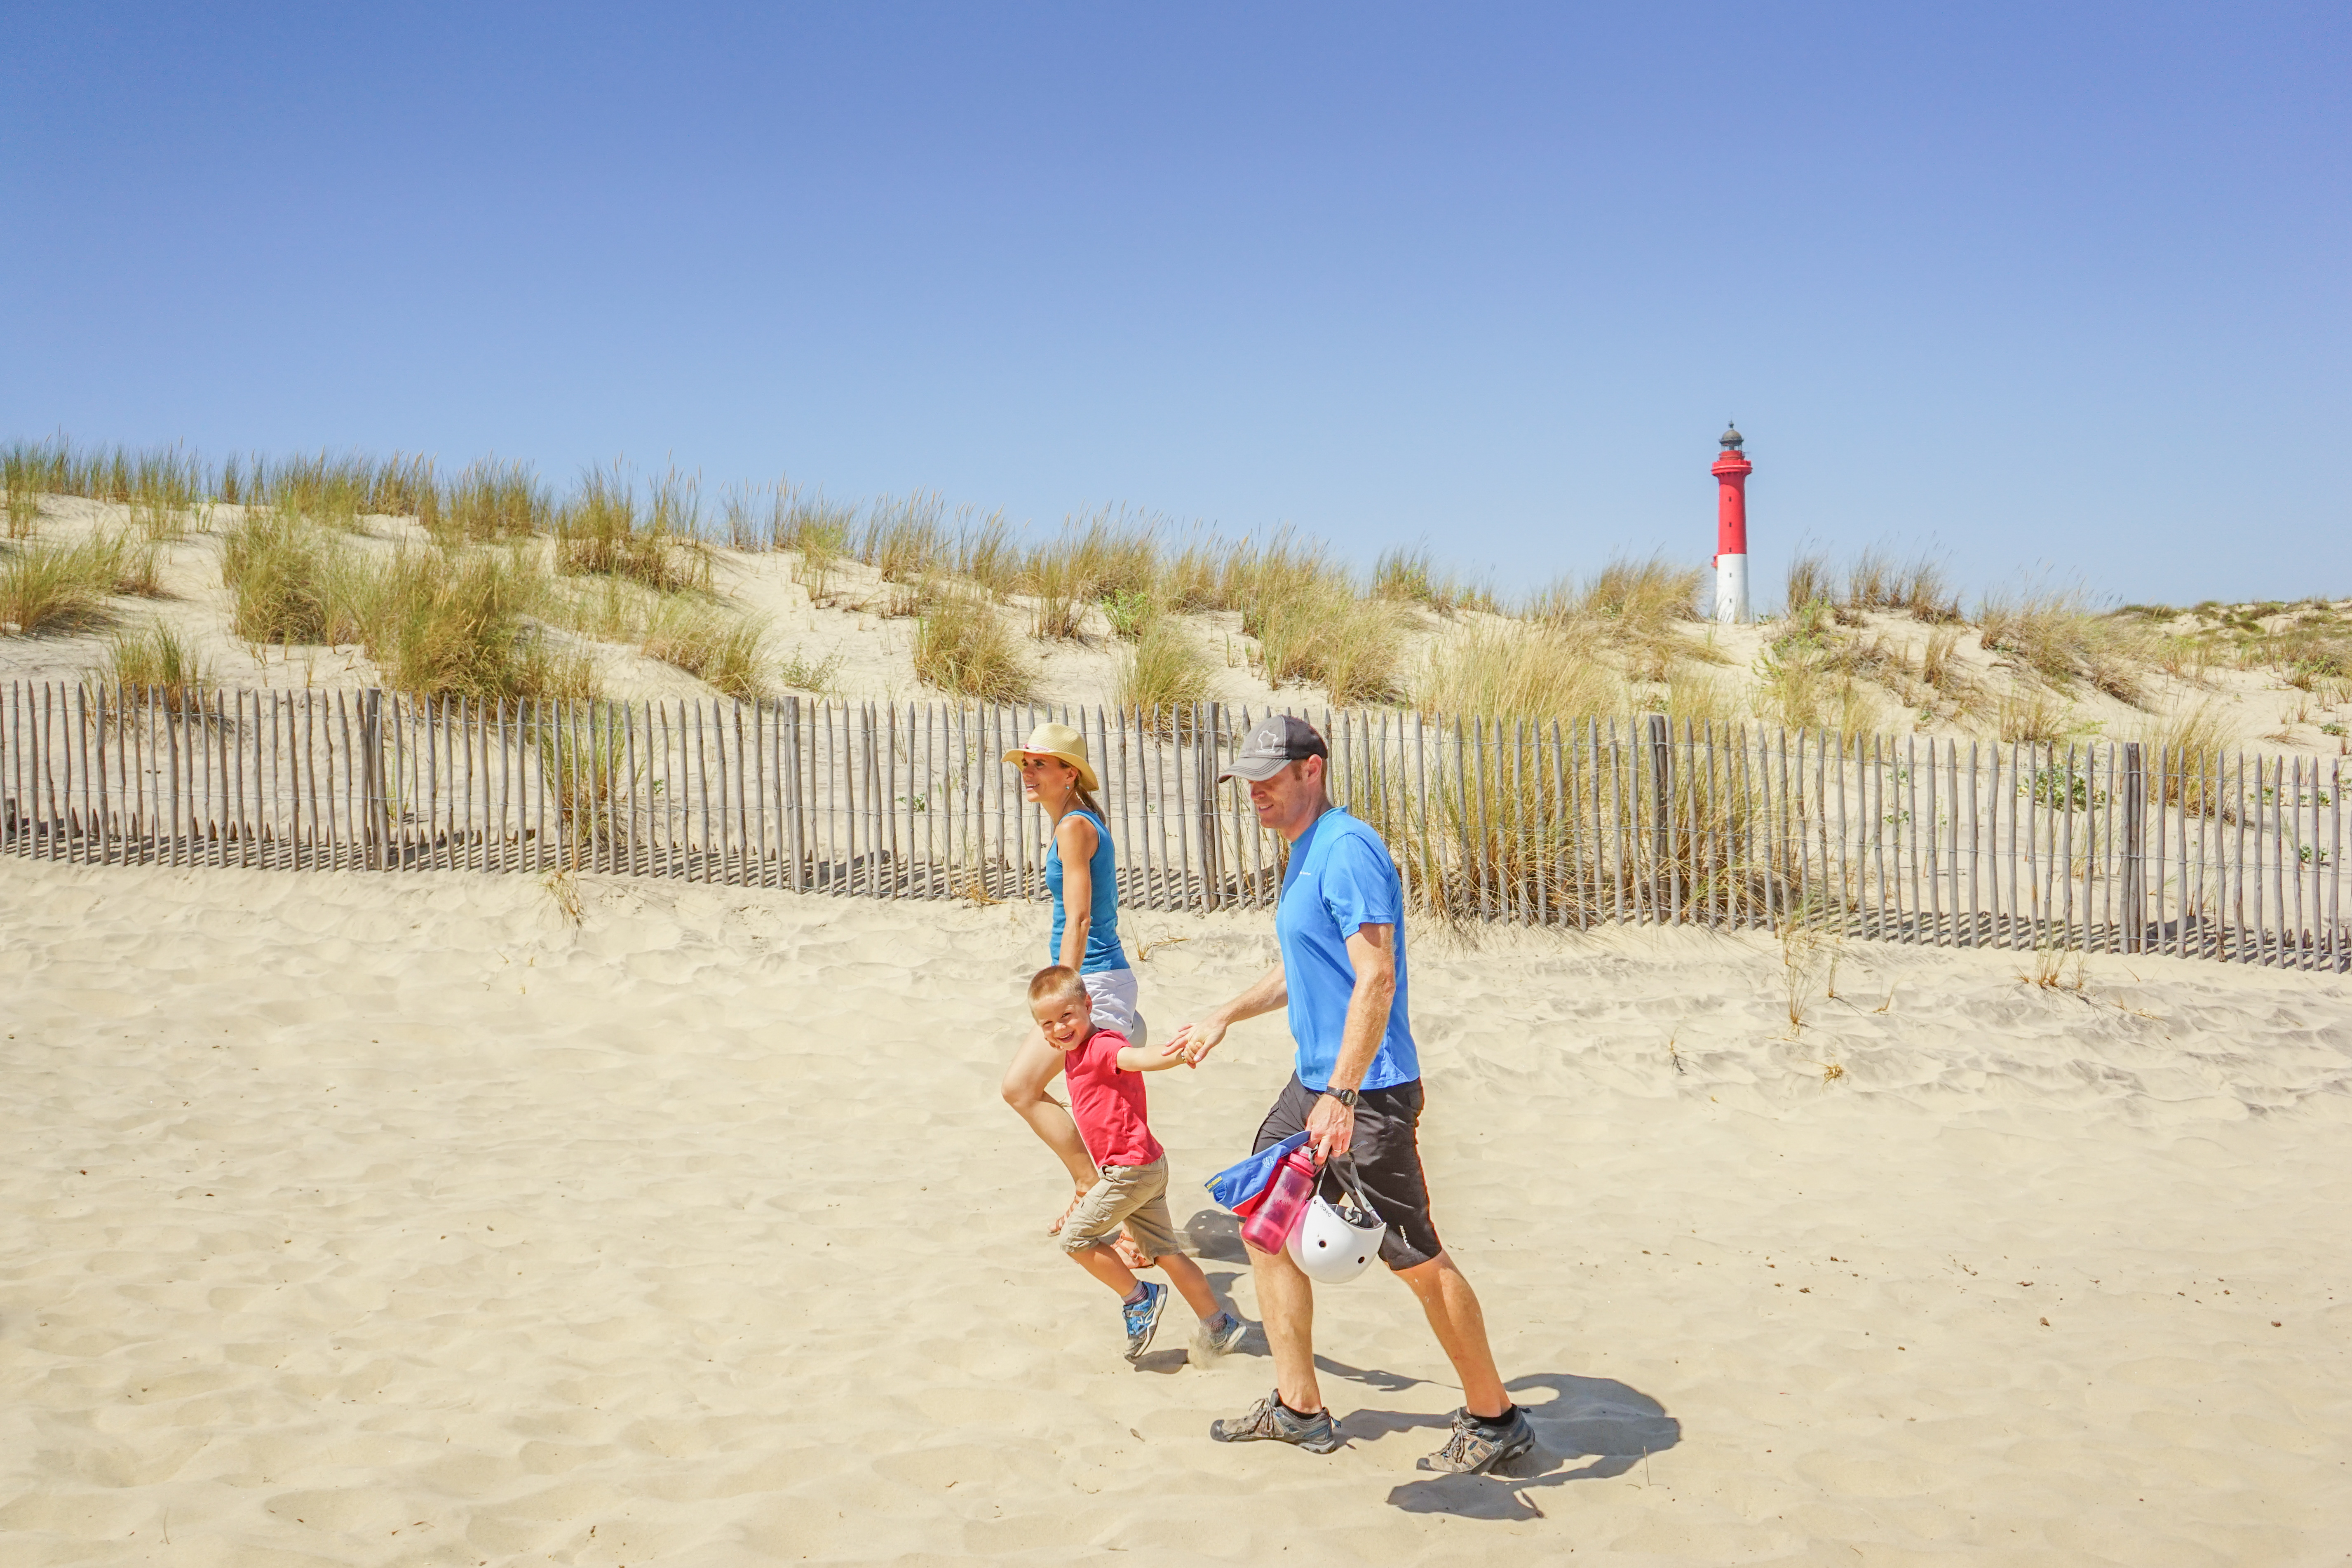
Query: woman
1000 721 1150 1252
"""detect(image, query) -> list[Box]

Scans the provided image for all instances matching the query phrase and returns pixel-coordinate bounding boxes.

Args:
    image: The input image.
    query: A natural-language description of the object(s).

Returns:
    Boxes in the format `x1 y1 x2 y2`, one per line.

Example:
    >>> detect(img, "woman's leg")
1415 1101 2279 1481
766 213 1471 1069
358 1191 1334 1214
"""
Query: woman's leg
1002 1025 1096 1193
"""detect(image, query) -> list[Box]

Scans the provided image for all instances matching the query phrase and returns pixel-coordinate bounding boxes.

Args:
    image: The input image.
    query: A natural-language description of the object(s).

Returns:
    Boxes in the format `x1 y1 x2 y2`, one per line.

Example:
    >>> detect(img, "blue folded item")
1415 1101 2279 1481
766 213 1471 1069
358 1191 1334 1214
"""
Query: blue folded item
1205 1131 1310 1214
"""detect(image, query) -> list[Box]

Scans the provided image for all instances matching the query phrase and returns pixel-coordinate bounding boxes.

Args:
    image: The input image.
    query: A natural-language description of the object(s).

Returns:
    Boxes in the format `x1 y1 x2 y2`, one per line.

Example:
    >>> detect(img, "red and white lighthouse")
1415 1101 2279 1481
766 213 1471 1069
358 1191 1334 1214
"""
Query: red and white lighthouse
1711 423 1752 624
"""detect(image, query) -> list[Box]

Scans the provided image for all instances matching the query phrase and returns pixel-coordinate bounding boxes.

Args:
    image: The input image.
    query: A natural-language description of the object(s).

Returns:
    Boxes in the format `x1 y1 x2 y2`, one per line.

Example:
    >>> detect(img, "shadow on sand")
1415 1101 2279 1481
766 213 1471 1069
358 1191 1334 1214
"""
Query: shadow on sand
1180 1208 1681 1518
1378 1373 1681 1519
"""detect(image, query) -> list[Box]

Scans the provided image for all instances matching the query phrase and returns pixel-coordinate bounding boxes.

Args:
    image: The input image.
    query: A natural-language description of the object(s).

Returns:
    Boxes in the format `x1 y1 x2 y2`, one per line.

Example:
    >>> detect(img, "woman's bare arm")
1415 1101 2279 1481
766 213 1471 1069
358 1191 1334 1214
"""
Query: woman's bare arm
1055 812 1098 973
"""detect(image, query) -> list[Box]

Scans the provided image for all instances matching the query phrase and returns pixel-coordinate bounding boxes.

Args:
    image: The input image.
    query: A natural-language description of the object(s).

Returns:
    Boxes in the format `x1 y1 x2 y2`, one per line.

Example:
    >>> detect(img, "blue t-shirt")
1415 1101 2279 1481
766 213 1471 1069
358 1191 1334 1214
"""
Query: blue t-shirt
1275 808 1419 1092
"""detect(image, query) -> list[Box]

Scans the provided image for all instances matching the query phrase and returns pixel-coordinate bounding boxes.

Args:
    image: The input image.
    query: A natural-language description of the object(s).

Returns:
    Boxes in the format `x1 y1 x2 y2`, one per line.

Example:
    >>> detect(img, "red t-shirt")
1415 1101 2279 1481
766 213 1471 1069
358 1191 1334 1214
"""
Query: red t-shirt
1063 1030 1164 1168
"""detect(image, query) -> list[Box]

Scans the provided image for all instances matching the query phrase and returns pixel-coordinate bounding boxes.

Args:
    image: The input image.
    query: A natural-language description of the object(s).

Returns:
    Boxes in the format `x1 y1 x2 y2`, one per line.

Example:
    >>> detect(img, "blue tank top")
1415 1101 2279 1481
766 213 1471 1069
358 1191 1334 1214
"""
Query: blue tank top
1045 807 1128 974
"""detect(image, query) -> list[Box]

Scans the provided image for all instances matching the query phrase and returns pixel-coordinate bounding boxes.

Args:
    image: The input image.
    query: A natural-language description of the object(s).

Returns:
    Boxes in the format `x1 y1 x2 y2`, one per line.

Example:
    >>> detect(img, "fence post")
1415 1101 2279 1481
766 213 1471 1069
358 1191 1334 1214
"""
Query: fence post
1646 713 1672 901
2120 740 2146 954
360 688 385 871
1197 702 1224 910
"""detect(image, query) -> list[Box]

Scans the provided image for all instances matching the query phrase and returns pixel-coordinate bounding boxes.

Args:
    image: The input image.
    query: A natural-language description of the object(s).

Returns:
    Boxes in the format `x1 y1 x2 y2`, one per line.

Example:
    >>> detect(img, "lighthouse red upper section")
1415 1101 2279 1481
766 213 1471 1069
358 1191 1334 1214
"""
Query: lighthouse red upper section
1711 444 1751 558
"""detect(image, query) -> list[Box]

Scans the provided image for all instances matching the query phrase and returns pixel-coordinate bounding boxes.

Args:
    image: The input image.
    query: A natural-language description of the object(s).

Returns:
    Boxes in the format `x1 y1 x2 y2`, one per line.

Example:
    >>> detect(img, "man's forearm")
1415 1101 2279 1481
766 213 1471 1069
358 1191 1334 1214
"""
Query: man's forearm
1325 972 1394 1092
1213 962 1288 1028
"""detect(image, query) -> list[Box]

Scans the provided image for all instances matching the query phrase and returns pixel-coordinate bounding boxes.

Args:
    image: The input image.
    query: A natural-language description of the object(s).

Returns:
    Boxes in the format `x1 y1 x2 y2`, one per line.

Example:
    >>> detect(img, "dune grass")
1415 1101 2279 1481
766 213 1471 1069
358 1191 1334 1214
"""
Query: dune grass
1374 546 1490 615
914 588 1030 701
2250 618 2350 692
1114 617 1212 720
97 622 212 702
1751 605 1884 734
1026 544 1091 640
776 646 844 694
1784 552 1833 615
0 535 131 635
221 513 358 645
1256 584 1408 706
1418 621 1620 723
642 598 768 699
1993 688 2088 746
1978 586 2154 703
1531 554 1706 682
361 548 593 701
556 466 711 594
439 459 547 544
864 493 952 584
222 512 592 700
2139 700 2236 817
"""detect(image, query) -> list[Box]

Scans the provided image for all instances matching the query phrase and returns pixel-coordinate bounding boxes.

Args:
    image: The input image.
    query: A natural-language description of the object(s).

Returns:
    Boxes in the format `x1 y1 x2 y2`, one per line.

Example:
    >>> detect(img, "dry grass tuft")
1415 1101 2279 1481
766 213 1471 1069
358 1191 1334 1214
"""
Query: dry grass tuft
221 514 357 645
1419 622 1620 723
556 466 711 594
362 548 592 701
1531 554 1706 681
1753 608 1883 735
1 535 131 636
1375 546 1490 615
864 493 951 584
1836 549 1963 622
914 588 1030 701
440 459 547 544
1027 545 1091 640
642 599 768 699
222 514 591 700
1993 688 2086 746
1784 552 1833 615
1115 618 1213 720
97 622 212 702
1979 586 2155 703
2139 701 2235 819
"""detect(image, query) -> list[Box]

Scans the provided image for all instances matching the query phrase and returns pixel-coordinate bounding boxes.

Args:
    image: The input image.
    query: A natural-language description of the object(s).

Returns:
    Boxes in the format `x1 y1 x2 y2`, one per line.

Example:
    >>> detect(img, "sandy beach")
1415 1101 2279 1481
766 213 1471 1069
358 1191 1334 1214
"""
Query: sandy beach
2 857 2348 1565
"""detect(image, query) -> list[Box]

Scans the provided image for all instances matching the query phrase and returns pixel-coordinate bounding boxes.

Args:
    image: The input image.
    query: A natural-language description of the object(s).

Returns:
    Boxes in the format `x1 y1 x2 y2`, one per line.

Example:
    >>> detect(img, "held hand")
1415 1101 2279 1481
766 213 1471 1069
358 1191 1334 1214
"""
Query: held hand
1163 1018 1226 1066
1306 1094 1356 1164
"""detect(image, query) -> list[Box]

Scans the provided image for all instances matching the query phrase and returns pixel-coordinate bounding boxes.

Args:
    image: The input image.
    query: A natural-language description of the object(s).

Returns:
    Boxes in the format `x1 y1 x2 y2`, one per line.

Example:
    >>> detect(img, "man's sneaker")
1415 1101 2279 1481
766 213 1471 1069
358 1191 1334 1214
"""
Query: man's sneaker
1209 1390 1342 1454
1191 1310 1249 1359
1416 1404 1538 1474
1122 1282 1168 1363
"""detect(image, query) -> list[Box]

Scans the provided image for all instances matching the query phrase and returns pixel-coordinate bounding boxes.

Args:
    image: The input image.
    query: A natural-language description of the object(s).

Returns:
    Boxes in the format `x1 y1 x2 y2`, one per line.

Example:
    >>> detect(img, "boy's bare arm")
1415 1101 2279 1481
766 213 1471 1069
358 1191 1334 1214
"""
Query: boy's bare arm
1115 1041 1196 1074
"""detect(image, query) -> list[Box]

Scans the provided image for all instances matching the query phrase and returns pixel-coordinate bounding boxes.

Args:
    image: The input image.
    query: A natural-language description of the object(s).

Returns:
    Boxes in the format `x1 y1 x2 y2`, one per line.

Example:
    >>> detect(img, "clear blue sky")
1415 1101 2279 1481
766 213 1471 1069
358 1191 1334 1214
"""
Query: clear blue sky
5 2 2344 608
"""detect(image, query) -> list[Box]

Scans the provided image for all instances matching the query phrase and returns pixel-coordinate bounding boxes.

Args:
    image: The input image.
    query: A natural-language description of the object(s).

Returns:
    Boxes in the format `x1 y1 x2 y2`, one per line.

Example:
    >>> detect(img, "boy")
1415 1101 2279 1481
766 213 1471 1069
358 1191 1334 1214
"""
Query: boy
1030 964 1248 1363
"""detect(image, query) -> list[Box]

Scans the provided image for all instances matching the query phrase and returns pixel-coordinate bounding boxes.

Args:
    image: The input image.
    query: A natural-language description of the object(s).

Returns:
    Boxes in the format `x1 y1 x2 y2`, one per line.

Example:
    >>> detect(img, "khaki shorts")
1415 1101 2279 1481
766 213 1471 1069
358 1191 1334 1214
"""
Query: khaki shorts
1059 1156 1182 1259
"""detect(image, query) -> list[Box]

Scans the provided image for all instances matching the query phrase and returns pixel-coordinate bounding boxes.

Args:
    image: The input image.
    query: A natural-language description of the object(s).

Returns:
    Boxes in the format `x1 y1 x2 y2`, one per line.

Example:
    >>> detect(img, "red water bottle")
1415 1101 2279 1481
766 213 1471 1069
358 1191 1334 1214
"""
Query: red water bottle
1241 1148 1319 1255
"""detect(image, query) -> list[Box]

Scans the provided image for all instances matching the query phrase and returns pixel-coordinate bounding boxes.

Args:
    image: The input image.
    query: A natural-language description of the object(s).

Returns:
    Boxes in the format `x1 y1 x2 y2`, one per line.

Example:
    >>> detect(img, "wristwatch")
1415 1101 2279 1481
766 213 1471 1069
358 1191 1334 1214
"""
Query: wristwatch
1327 1087 1361 1108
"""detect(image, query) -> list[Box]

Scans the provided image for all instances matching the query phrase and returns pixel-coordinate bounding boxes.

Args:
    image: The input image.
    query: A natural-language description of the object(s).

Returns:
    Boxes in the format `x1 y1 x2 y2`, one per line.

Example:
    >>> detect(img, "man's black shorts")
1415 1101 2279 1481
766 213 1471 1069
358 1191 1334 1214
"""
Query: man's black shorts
1251 1074 1441 1272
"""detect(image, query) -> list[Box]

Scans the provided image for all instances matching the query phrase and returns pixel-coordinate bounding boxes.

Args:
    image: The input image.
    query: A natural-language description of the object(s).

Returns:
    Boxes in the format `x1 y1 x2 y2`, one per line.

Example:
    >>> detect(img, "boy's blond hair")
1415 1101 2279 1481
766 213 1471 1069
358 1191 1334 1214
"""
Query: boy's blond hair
1028 964 1088 1009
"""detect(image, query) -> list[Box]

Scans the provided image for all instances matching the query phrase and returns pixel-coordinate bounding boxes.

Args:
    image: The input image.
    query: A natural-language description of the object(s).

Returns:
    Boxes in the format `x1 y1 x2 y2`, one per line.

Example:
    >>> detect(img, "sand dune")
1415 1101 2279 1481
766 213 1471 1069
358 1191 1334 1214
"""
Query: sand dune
3 858 2349 1564
7 493 2350 762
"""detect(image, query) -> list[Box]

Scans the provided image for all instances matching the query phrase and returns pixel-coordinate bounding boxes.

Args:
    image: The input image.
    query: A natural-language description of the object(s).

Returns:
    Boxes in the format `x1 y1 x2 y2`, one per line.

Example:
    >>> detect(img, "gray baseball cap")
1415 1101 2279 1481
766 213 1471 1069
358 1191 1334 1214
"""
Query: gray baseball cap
1219 714 1329 782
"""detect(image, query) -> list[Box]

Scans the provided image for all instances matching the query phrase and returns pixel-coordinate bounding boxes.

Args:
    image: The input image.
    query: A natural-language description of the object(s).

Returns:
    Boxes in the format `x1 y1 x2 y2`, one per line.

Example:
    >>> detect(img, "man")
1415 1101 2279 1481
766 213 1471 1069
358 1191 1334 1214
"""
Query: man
1167 714 1535 1474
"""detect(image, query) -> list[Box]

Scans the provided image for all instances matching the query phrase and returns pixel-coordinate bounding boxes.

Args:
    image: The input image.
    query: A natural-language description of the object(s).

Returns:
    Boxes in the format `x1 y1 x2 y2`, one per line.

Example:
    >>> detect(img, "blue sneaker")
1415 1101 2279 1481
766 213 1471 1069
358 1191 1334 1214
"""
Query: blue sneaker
1122 1282 1168 1363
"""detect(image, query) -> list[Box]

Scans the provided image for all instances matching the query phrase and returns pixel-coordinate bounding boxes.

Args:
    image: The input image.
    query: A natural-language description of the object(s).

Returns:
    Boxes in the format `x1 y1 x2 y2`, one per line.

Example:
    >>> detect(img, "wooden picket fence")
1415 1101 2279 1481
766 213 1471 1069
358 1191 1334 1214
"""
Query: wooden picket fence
3 681 2344 971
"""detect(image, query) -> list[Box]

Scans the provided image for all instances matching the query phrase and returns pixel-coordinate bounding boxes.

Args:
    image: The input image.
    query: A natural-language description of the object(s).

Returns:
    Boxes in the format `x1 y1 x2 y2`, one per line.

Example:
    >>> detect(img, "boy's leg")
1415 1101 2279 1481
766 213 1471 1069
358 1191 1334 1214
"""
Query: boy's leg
1155 1251 1222 1320
1069 1242 1141 1298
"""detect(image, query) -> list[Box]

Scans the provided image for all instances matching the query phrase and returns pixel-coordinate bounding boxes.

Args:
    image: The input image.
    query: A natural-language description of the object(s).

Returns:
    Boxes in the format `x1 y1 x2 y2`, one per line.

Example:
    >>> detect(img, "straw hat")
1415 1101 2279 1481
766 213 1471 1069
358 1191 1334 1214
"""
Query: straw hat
1002 721 1099 793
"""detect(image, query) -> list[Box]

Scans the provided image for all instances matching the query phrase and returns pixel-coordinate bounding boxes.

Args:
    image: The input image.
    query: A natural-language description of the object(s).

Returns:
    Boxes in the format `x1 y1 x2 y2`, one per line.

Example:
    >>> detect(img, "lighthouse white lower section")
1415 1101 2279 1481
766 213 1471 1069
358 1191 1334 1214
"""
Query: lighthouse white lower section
1715 553 1749 625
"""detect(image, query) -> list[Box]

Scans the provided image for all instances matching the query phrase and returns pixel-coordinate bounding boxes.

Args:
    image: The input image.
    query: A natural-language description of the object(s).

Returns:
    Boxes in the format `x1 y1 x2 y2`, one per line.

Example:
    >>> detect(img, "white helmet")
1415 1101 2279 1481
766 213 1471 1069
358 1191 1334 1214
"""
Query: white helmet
1286 1164 1386 1284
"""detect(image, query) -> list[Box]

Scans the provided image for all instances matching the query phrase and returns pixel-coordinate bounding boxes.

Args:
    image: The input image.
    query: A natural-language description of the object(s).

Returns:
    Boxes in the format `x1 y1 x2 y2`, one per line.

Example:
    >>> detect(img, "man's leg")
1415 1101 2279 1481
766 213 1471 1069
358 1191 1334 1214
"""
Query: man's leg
1393 1249 1507 1419
1248 1237 1322 1413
